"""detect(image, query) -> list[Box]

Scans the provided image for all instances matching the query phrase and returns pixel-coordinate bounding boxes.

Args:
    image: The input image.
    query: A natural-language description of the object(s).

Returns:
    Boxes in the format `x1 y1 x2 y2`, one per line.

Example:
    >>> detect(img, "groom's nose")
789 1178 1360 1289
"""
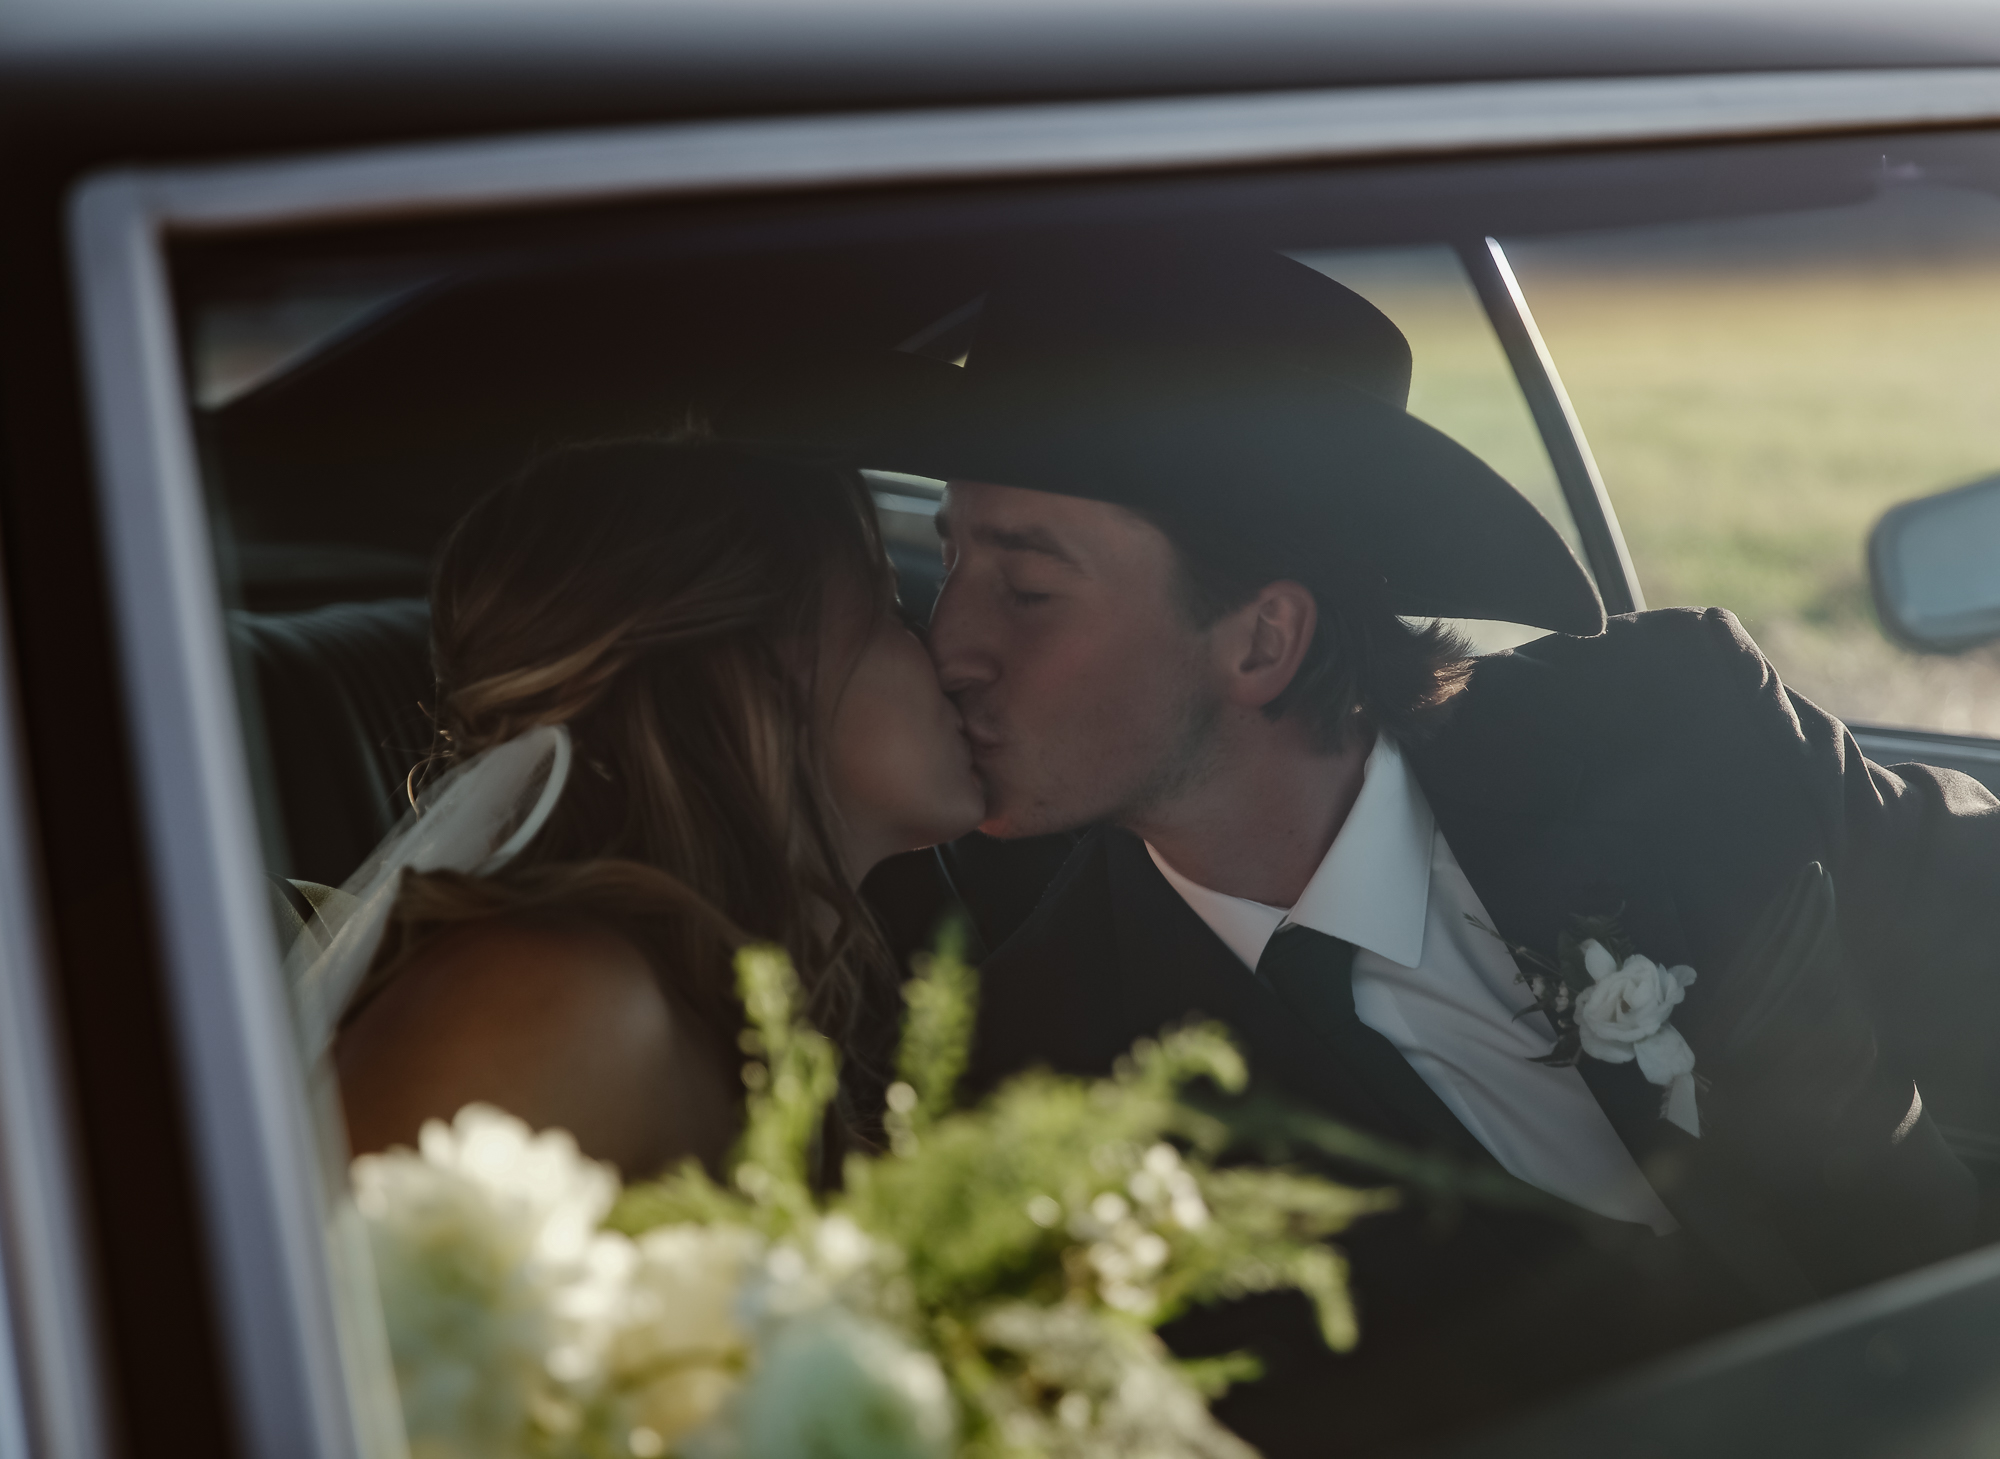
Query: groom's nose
926 575 997 699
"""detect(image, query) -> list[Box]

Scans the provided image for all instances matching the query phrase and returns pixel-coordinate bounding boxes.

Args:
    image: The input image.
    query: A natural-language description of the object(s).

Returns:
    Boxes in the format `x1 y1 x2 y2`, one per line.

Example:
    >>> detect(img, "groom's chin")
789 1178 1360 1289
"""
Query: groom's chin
974 796 1034 840
976 800 1081 842
968 766 1102 840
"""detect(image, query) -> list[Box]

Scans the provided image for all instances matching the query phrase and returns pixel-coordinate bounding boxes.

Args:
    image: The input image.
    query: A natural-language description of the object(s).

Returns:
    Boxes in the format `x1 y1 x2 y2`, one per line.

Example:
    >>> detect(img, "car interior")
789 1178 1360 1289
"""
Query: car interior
206 238 1106 968
165 136 2000 1447
26 8 2000 1449
193 136 1923 956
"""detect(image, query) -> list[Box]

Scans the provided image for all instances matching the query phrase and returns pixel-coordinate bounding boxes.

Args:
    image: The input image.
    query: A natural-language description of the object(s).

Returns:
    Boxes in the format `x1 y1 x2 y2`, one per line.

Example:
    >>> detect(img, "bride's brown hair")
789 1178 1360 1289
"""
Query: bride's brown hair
354 438 895 1063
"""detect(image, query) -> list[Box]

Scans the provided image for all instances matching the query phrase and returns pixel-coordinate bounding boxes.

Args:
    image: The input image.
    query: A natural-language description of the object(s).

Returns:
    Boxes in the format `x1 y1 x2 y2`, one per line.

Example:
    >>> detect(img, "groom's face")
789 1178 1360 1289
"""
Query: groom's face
929 481 1219 838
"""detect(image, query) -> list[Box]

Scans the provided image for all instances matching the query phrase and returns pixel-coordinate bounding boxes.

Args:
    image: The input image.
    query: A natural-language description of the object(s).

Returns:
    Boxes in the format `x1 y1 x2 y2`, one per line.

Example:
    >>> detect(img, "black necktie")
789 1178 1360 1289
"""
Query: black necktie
1255 923 1486 1159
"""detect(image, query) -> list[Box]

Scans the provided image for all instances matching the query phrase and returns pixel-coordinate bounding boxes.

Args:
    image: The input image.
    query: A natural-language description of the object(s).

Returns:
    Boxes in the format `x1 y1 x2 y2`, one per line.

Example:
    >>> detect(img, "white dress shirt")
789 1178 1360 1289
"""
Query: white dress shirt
1146 734 1677 1233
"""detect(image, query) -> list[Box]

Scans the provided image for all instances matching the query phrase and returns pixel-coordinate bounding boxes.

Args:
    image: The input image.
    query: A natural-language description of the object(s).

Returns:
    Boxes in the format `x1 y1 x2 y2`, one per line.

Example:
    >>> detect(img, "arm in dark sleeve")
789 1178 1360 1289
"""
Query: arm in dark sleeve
1702 607 2000 1138
1819 737 2000 1135
1660 611 1985 1277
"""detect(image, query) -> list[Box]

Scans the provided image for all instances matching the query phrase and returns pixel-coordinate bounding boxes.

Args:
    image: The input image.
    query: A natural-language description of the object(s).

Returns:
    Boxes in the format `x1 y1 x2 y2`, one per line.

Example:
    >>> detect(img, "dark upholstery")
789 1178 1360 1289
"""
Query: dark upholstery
230 598 435 886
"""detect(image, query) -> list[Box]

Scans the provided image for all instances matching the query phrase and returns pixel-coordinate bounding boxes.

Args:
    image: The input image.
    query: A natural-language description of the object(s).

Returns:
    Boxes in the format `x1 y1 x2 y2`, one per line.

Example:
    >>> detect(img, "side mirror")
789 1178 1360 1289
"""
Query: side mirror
1869 472 2000 653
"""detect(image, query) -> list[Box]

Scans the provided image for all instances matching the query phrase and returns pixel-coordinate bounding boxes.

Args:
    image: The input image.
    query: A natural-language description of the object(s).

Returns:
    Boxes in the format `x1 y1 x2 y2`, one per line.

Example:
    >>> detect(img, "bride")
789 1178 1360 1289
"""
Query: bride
326 438 984 1176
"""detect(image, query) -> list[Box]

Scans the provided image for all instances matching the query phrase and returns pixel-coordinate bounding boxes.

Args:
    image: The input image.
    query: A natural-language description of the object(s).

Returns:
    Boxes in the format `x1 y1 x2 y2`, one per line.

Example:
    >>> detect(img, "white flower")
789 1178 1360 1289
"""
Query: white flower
619 1226 760 1362
1572 941 1702 1136
1573 941 1696 1065
812 1214 877 1284
603 1225 764 1450
352 1104 624 1458
976 1304 1256 1459
1127 1143 1209 1232
721 1305 955 1459
1633 1023 1697 1086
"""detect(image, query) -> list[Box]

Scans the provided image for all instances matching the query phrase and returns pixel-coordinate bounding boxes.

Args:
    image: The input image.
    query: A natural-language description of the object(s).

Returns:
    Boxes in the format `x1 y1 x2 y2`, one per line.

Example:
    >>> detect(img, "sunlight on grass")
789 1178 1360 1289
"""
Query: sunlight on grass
1521 263 2000 625
1501 196 2000 736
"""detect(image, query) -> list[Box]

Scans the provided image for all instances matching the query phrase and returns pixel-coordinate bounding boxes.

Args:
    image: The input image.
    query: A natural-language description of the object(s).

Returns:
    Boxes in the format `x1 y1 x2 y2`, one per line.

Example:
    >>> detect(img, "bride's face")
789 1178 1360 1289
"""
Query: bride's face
820 584 985 877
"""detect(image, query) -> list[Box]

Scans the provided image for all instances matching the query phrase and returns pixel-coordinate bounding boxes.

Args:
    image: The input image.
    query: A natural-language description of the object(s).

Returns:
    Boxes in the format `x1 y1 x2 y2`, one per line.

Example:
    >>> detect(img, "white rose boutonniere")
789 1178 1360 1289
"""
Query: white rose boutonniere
1471 916 1703 1138
1573 940 1700 1136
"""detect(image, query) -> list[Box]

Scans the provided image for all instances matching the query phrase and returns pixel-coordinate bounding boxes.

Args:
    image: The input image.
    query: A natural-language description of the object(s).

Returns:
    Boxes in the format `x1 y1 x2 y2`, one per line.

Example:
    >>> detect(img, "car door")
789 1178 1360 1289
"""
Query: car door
21 36 2000 1459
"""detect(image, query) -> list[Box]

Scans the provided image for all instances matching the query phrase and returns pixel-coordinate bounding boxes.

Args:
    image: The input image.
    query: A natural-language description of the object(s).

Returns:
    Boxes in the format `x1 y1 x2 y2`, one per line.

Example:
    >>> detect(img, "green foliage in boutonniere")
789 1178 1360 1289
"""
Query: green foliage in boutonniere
1470 911 1638 1070
1470 911 1703 1135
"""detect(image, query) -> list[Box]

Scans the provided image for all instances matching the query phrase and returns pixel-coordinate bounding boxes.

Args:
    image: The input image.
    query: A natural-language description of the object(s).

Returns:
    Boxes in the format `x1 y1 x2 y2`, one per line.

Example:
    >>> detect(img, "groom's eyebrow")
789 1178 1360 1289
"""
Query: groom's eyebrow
937 509 1080 567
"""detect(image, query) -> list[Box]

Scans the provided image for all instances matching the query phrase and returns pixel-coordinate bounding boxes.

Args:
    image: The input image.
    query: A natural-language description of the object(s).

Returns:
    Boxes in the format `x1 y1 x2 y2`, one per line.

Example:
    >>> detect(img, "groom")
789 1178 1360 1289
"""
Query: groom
752 248 2000 1450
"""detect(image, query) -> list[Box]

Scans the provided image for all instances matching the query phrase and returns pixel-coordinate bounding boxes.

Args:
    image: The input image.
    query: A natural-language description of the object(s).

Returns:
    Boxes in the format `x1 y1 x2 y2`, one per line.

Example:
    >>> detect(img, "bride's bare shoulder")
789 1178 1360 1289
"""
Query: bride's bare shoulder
335 917 737 1177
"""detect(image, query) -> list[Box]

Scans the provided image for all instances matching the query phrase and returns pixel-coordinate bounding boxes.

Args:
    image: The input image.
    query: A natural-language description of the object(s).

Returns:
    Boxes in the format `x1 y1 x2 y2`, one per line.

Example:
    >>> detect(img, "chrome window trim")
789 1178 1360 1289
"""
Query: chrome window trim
1852 728 2000 770
65 65 2000 1459
0 565 107 1458
130 67 2000 234
1853 725 2000 797
1459 236 1646 615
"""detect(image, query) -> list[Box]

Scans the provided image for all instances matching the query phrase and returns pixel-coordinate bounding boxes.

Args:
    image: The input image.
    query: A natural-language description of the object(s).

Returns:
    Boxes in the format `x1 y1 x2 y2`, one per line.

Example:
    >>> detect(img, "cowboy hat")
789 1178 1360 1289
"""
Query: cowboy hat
728 245 1605 636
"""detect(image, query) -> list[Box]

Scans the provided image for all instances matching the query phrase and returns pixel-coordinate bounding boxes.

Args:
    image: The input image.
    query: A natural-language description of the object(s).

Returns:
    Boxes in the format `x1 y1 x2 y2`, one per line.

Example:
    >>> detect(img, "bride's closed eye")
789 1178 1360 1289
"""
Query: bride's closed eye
897 600 932 643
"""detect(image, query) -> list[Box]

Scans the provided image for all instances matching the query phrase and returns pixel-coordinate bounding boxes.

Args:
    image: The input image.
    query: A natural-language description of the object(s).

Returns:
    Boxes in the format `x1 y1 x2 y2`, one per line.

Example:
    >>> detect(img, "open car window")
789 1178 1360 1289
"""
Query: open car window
68 114 2000 1459
1506 181 2000 741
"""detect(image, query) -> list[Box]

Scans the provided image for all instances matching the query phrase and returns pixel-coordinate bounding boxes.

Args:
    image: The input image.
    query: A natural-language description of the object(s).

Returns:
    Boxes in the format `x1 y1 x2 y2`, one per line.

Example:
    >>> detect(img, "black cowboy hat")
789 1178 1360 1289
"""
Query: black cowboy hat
727 246 1605 636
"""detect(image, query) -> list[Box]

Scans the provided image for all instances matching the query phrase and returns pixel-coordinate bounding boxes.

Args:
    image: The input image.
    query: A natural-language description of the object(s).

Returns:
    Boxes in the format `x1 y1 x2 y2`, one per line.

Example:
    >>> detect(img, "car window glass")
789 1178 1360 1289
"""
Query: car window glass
192 283 429 409
1506 183 2000 736
148 127 2000 1458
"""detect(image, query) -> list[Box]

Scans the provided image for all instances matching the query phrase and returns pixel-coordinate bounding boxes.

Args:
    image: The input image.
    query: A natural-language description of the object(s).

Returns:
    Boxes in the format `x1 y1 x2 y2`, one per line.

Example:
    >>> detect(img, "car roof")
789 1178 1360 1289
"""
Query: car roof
8 0 2000 165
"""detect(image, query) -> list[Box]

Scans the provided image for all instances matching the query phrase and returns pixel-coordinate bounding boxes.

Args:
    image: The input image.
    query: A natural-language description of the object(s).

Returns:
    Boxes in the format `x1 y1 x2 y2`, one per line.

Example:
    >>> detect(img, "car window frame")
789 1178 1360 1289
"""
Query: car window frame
1457 236 1645 615
0 552 110 1459
66 67 2000 1459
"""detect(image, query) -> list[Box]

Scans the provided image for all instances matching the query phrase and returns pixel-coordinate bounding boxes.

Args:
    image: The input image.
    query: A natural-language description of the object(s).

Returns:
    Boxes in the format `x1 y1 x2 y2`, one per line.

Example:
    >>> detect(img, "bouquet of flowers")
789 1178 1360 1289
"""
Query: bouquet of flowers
351 932 1399 1459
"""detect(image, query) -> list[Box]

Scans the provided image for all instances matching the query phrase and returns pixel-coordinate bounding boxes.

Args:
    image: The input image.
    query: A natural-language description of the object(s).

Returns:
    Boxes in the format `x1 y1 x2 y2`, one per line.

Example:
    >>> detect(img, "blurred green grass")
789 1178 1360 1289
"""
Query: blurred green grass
1523 263 2000 625
1505 259 2000 735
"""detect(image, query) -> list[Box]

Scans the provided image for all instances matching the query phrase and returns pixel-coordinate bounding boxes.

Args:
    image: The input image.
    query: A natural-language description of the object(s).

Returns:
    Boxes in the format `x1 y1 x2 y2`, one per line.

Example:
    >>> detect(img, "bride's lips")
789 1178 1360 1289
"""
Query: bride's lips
949 696 1001 757
941 705 986 765
961 723 1003 757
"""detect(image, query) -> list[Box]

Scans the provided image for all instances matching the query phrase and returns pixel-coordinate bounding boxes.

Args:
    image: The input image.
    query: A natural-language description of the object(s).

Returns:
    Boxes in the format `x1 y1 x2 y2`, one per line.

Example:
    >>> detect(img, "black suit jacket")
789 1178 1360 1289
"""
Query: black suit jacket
967 609 2000 1454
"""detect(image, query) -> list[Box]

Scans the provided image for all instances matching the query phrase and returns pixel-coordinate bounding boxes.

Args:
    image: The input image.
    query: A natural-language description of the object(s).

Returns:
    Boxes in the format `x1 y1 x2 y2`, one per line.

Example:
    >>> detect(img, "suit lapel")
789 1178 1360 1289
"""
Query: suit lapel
1100 829 1488 1159
1407 701 1745 1188
1409 715 1828 1308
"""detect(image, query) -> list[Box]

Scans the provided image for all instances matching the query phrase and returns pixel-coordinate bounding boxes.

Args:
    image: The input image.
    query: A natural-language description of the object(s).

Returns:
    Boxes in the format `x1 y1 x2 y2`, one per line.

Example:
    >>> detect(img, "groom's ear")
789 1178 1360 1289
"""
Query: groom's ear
1219 580 1317 709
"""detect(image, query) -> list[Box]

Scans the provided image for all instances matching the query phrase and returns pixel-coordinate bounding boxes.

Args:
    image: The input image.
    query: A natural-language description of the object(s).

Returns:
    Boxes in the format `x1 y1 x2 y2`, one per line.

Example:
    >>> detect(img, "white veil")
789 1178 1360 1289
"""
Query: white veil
287 724 574 1061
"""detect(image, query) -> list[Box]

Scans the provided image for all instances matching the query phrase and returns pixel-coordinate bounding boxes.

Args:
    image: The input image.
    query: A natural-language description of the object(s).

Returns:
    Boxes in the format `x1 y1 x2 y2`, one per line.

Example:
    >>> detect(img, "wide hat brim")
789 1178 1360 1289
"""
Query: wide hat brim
731 349 1607 636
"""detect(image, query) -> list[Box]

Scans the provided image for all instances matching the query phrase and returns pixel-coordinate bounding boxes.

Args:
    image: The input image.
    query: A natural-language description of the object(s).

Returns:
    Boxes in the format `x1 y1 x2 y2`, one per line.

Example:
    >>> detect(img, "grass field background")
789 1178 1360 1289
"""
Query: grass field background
1330 186 2000 738
1518 244 2000 734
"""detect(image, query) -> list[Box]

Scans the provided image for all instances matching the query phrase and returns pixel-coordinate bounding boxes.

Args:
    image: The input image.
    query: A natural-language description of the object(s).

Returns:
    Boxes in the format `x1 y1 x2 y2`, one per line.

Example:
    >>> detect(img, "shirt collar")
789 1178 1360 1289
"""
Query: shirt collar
1145 733 1435 972
1290 732 1434 968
